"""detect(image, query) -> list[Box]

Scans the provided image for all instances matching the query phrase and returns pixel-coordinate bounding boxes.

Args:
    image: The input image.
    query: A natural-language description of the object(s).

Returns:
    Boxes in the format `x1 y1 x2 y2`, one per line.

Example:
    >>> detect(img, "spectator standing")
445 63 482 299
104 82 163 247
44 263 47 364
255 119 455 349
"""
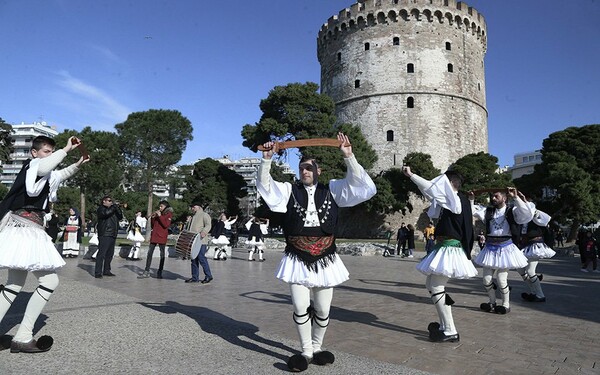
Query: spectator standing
135 210 147 235
579 230 599 273
555 228 565 248
185 202 212 283
424 222 435 255
45 209 60 243
95 196 123 278
397 223 408 256
138 200 173 279
404 224 415 258
61 207 82 258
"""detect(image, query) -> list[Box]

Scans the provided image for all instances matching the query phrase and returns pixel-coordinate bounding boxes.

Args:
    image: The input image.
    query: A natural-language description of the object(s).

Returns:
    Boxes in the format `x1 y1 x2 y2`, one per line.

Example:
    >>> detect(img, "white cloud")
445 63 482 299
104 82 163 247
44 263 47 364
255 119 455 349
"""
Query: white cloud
51 71 131 130
89 44 122 64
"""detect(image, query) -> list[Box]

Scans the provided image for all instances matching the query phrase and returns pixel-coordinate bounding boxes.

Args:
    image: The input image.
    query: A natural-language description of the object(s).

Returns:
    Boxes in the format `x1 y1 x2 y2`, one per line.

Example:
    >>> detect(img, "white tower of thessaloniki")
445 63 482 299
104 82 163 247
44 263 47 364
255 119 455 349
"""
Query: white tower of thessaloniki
318 0 488 173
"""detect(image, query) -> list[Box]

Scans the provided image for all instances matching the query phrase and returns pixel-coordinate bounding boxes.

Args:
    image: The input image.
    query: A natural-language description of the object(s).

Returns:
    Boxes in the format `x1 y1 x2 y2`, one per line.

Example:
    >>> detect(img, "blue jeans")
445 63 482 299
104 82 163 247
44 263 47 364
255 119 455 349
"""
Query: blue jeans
191 245 211 281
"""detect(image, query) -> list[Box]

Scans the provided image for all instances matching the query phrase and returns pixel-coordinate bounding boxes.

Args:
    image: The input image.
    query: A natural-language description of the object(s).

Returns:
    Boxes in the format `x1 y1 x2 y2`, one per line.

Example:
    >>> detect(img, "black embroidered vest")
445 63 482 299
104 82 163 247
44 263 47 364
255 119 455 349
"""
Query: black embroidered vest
434 192 474 259
0 160 51 221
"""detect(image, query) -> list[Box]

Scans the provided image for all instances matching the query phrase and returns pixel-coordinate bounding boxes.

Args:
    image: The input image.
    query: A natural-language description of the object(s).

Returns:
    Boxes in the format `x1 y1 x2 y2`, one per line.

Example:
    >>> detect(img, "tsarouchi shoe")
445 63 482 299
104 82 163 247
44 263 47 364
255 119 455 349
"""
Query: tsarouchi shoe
10 336 53 353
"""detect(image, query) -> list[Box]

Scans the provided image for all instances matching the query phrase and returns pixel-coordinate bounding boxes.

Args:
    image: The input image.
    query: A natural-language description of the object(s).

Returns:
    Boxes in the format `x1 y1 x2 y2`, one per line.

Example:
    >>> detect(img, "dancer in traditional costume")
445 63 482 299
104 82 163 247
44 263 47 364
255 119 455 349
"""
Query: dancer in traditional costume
471 188 532 314
245 216 268 261
61 207 82 258
403 167 477 343
517 197 555 302
126 220 145 260
0 136 88 353
211 213 236 260
257 133 376 372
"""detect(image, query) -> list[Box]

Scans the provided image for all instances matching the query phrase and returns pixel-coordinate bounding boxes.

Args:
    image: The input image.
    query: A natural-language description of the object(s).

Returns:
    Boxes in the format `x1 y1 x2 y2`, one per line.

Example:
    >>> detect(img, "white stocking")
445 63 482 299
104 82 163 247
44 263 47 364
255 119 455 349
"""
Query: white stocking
311 287 333 353
526 261 544 298
482 268 496 304
248 248 254 260
517 266 534 294
258 248 263 261
496 269 510 308
290 284 313 358
0 269 27 322
13 271 59 343
427 274 456 335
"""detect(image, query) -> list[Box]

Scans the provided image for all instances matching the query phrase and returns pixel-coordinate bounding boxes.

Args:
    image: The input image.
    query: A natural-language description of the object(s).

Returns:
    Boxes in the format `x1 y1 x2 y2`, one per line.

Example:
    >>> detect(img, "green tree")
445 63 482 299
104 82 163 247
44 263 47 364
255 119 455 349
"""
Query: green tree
241 82 377 181
184 158 247 216
450 152 512 201
0 118 13 166
54 127 125 222
115 109 193 238
515 125 600 240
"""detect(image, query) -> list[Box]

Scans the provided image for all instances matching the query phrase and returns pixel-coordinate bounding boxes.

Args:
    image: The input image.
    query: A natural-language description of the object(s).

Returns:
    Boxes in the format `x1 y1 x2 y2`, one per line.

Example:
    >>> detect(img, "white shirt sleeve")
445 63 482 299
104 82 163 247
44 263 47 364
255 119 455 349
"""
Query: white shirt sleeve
410 173 461 217
328 154 377 207
512 197 535 224
256 158 292 213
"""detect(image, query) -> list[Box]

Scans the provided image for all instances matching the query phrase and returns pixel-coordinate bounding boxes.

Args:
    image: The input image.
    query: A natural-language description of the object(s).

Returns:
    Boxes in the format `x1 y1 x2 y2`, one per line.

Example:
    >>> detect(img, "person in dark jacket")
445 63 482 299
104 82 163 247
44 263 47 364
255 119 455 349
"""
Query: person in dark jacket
95 195 123 278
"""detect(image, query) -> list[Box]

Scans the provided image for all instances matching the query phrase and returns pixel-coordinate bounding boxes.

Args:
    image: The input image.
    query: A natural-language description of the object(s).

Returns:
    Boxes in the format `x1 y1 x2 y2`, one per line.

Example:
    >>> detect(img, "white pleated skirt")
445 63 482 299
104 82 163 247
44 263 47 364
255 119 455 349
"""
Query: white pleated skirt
0 213 66 271
127 230 145 242
416 242 478 279
276 253 349 288
245 236 264 249
211 235 230 245
523 242 556 260
474 241 529 269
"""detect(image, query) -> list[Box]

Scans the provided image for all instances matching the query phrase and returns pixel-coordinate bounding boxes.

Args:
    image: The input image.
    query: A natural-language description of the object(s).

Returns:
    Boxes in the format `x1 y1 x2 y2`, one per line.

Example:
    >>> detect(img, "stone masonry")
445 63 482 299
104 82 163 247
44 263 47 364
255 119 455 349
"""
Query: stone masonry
318 0 488 173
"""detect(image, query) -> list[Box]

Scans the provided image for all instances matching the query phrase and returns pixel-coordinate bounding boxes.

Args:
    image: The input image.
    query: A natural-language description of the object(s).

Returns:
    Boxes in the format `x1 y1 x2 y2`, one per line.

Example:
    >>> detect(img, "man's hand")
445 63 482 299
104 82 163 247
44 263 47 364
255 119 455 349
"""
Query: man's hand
507 187 518 198
261 141 279 160
63 136 79 153
402 166 412 178
338 132 352 158
517 191 528 202
76 156 90 167
468 191 475 201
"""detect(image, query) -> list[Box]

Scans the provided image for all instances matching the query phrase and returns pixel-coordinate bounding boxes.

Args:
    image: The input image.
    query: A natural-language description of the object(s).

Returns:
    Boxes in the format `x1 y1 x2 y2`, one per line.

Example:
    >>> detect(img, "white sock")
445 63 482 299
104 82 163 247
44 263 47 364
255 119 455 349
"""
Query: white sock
311 287 333 352
13 271 59 343
497 269 510 308
290 284 314 358
483 268 496 304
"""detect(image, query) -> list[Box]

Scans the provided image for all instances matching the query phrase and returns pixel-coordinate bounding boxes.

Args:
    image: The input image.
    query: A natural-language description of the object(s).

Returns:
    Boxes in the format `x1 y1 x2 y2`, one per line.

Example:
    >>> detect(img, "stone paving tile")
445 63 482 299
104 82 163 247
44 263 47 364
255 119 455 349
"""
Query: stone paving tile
2 246 599 374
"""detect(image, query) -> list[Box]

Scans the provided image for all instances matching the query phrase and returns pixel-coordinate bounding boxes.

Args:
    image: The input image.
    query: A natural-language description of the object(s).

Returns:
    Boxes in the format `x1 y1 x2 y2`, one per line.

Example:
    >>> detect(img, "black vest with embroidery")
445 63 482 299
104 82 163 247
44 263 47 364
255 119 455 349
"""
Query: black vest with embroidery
0 160 51 221
485 206 521 244
522 222 553 248
282 183 339 270
434 192 474 259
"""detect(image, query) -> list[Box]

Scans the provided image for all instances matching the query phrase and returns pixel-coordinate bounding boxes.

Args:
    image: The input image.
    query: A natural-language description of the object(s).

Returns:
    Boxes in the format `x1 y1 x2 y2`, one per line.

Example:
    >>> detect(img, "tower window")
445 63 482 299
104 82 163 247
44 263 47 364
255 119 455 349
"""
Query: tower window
393 37 400 46
447 63 453 72
355 80 361 88
407 63 414 73
387 130 394 141
337 52 341 61
445 42 451 50
478 83 481 91
364 42 370 51
407 96 414 108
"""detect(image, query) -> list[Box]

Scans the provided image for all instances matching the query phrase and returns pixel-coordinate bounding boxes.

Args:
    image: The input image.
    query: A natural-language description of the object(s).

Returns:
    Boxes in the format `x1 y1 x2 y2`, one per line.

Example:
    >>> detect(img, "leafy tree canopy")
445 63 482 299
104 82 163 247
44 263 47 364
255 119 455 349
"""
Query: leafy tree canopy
184 158 247 216
241 82 377 182
0 117 13 165
514 124 600 230
450 152 511 202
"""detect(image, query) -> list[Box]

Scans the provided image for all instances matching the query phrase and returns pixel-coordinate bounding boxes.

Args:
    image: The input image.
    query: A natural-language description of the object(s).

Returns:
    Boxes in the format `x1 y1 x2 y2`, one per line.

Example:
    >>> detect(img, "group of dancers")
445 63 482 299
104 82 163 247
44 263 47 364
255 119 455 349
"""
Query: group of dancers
0 133 556 373
404 166 555 343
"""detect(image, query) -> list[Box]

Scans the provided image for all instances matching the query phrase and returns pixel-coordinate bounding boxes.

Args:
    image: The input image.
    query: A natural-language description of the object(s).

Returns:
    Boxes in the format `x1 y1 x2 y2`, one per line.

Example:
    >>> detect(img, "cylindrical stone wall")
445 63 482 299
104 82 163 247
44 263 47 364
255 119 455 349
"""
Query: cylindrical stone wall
318 0 488 172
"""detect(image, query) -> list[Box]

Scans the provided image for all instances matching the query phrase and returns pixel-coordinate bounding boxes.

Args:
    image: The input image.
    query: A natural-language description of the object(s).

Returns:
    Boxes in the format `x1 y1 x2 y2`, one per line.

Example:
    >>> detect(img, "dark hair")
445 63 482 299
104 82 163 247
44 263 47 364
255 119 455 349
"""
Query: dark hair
444 170 464 189
31 136 56 151
159 200 170 208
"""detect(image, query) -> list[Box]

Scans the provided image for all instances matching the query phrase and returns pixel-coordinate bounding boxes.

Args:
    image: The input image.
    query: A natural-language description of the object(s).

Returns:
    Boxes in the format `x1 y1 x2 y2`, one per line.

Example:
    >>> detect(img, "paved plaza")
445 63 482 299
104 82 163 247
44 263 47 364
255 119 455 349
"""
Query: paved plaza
0 244 598 375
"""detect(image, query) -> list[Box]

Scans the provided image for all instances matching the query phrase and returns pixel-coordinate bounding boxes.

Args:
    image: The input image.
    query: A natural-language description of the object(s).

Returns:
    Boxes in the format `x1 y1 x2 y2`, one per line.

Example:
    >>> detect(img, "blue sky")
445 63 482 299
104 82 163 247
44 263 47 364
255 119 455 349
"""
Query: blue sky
1 0 598 169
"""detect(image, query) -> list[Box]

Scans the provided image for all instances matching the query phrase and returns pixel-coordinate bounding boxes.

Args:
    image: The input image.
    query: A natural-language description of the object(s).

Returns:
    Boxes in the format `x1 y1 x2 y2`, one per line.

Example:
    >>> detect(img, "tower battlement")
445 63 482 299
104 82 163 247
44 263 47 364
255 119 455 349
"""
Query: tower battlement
318 0 486 52
317 0 489 173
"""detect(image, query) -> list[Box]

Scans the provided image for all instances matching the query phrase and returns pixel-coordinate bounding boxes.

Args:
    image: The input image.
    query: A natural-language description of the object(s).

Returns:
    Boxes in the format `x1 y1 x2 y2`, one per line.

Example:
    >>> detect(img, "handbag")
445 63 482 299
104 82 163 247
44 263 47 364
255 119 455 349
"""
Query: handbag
66 225 78 232
89 233 99 246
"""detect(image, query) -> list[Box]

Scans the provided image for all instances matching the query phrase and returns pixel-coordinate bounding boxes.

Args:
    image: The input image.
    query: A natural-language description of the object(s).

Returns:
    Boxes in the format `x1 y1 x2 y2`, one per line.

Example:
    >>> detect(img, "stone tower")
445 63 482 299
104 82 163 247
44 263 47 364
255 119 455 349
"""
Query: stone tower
318 0 488 173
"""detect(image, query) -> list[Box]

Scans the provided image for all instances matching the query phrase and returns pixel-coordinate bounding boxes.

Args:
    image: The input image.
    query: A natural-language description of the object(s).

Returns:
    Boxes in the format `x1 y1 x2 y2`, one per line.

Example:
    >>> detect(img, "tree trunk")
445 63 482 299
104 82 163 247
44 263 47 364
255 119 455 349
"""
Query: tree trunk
567 220 580 242
80 190 86 231
145 182 154 242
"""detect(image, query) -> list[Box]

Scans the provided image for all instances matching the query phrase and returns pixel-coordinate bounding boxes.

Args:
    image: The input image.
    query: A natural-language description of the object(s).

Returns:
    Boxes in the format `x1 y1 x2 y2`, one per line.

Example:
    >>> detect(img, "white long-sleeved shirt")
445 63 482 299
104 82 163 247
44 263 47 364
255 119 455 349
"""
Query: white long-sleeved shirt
472 197 534 237
410 173 461 219
25 150 80 207
257 155 376 227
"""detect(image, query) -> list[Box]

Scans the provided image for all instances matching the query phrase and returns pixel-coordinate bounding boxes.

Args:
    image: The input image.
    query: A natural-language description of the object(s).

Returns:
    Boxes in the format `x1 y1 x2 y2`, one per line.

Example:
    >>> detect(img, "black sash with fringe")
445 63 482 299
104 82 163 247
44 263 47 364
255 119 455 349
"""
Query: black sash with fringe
284 227 337 272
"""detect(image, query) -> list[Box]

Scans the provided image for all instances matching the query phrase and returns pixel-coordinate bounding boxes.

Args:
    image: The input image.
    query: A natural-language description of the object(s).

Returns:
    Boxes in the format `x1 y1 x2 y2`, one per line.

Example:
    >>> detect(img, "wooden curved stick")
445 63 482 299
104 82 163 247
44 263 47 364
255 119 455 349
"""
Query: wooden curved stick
470 188 509 195
71 137 90 160
257 138 344 151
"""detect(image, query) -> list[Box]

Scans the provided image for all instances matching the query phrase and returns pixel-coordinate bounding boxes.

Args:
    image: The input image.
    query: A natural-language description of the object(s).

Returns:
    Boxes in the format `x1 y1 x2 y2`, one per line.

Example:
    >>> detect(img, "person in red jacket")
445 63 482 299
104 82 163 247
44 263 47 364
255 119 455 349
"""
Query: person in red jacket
138 200 173 279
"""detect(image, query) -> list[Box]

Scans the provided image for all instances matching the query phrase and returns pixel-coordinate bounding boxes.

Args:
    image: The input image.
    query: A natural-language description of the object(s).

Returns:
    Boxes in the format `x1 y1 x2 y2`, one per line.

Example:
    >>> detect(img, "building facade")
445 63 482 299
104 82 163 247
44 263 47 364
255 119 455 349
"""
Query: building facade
318 0 488 172
215 155 294 215
509 150 542 180
1 121 59 188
